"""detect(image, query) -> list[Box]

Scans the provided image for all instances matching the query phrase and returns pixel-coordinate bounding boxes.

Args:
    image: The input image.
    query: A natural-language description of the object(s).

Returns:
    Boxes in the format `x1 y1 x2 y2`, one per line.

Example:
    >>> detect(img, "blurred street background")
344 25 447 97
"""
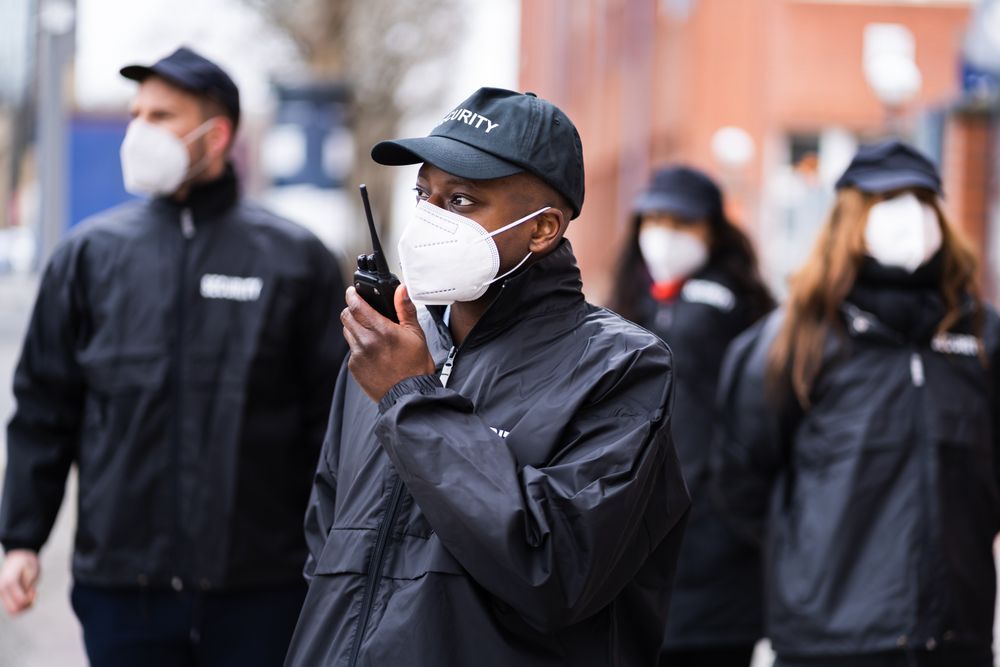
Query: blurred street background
2 0 1000 665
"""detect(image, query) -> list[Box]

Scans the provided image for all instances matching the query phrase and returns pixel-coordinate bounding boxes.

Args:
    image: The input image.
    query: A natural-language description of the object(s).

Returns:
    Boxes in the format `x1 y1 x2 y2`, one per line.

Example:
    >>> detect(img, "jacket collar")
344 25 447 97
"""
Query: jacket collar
842 253 952 344
426 238 586 350
150 162 240 221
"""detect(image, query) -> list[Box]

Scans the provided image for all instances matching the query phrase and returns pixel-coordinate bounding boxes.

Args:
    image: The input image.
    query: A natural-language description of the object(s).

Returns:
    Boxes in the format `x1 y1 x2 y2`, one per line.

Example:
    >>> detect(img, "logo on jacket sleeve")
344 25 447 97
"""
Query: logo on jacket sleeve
200 274 263 302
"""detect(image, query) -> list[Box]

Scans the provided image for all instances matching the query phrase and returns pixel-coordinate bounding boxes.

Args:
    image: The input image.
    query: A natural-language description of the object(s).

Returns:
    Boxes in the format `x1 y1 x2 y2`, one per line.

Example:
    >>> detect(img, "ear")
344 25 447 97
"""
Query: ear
205 117 233 158
528 208 565 254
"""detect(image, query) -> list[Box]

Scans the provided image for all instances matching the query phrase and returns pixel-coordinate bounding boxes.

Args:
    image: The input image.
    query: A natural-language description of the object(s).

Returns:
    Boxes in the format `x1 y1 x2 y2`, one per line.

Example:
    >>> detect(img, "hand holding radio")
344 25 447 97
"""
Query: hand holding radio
343 186 435 402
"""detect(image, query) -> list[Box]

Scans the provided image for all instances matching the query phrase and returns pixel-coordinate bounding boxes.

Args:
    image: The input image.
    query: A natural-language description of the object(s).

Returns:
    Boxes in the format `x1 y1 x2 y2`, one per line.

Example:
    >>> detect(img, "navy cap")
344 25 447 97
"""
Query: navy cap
633 165 723 221
835 140 941 195
371 88 585 218
121 47 240 131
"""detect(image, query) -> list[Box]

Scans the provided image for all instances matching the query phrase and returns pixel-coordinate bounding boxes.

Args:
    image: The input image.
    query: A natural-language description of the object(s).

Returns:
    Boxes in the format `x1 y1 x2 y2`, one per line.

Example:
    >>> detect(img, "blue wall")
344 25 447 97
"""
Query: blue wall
69 115 134 229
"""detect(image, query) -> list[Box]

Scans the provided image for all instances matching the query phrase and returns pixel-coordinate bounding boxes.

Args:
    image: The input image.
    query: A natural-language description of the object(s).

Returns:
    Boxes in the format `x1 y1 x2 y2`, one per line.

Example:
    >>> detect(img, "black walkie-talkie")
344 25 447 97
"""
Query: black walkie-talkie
353 184 401 322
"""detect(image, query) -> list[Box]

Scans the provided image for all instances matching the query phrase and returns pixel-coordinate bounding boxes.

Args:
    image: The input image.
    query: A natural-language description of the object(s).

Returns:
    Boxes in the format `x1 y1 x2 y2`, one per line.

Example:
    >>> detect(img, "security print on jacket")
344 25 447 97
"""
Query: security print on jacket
283 87 690 667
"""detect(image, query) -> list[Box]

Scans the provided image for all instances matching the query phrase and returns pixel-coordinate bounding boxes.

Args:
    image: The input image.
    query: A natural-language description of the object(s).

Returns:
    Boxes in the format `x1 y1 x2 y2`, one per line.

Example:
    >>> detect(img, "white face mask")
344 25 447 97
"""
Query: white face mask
120 118 216 197
397 200 550 305
638 226 709 285
864 193 942 273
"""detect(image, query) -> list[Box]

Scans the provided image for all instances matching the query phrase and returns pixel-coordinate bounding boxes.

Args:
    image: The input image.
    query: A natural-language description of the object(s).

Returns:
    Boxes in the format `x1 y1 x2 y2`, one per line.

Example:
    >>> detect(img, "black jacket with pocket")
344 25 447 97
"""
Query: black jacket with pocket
634 266 766 650
713 260 1000 658
283 240 690 667
0 167 347 591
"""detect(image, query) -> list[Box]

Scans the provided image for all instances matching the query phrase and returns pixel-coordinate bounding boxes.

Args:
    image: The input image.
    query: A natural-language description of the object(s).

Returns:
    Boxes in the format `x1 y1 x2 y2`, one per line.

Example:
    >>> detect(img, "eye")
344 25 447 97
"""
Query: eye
450 193 474 208
412 186 429 202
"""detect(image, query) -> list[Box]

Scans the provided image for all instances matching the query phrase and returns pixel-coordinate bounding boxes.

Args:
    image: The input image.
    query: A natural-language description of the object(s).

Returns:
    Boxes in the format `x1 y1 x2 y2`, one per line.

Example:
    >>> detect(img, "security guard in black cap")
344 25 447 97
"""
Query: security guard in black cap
0 46 347 666
611 165 774 666
283 87 690 667
714 139 1000 667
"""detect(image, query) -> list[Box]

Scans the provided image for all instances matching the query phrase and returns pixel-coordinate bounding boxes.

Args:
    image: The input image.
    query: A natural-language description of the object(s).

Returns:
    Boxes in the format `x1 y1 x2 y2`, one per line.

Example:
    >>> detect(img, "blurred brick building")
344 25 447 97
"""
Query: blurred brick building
519 0 984 303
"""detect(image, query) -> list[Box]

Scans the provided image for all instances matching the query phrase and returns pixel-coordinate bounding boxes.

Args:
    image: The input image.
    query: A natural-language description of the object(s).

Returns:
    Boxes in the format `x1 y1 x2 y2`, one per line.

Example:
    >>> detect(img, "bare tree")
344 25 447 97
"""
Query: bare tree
241 0 462 232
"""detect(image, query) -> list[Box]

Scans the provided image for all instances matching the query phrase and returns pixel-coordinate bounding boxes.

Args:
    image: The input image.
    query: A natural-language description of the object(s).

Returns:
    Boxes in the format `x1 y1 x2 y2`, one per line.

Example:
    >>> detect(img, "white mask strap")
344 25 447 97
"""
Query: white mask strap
182 117 217 145
481 206 550 286
181 118 221 182
486 206 551 238
485 250 533 287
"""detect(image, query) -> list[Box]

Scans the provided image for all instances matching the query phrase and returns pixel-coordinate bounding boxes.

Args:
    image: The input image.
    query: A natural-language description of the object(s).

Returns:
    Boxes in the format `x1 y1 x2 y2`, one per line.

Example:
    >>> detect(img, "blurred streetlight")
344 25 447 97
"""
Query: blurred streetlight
710 125 756 224
863 23 922 135
711 126 755 170
40 0 75 34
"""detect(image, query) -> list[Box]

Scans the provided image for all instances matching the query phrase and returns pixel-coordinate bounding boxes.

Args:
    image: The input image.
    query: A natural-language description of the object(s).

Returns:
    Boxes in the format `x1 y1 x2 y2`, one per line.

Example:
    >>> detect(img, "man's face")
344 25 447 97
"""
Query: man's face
414 164 552 275
128 76 217 174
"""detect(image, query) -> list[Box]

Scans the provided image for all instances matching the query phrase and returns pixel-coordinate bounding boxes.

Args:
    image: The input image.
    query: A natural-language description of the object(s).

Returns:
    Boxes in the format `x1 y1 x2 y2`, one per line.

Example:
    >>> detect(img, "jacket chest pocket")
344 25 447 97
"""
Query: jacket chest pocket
924 361 990 451
794 402 915 470
313 524 465 580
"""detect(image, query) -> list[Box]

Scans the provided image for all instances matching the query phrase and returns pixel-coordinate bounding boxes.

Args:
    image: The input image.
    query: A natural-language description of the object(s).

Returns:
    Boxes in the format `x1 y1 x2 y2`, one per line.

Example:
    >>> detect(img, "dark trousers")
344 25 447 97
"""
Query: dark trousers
774 647 994 667
71 583 306 667
660 645 756 667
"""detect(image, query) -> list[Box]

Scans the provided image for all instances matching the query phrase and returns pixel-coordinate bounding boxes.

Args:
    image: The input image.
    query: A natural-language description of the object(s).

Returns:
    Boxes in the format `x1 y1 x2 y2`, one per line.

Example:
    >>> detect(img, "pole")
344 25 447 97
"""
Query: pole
34 0 75 270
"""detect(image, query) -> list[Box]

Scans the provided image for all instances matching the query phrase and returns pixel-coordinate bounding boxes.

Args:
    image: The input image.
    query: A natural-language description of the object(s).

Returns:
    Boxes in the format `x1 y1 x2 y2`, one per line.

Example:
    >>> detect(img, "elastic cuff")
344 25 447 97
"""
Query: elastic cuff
378 374 445 414
2 541 40 554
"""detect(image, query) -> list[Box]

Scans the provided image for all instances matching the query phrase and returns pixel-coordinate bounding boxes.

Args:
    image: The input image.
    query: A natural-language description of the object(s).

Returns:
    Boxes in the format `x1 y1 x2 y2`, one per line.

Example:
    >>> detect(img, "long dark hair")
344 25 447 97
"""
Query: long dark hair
610 207 775 324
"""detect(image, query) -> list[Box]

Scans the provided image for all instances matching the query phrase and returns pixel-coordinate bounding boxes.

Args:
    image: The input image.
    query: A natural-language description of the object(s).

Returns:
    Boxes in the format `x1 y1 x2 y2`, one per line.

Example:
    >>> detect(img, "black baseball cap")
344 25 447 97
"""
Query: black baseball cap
121 47 241 131
835 139 941 195
371 87 585 218
633 165 723 221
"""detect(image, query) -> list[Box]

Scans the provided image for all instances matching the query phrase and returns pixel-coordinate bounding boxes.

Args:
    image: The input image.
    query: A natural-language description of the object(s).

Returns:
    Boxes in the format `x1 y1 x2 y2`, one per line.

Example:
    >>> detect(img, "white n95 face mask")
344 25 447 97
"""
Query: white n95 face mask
120 118 215 197
397 200 550 305
864 192 942 273
638 226 709 285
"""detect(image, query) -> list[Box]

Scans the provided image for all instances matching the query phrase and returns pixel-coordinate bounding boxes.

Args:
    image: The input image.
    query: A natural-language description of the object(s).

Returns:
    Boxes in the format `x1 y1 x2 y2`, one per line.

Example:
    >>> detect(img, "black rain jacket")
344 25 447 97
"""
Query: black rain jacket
633 266 765 650
713 260 1000 659
283 240 690 667
0 166 346 591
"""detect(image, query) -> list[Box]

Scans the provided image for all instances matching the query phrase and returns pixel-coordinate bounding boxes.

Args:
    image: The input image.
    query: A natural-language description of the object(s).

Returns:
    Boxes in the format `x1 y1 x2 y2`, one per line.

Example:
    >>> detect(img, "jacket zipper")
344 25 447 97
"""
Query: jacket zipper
910 352 925 387
910 348 935 649
348 347 457 666
171 208 195 588
439 346 457 388
347 477 404 667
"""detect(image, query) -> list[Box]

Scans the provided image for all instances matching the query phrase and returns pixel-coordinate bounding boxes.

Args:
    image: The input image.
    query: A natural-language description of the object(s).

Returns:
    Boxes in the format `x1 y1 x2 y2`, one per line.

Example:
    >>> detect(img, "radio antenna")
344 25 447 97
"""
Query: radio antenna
359 184 391 277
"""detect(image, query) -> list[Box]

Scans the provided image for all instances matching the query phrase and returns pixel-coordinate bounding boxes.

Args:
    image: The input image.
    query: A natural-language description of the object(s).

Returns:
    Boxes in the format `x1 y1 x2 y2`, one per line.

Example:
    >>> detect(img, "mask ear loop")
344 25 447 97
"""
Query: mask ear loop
180 118 222 183
482 206 552 287
485 206 551 239
484 250 533 287
182 117 219 145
